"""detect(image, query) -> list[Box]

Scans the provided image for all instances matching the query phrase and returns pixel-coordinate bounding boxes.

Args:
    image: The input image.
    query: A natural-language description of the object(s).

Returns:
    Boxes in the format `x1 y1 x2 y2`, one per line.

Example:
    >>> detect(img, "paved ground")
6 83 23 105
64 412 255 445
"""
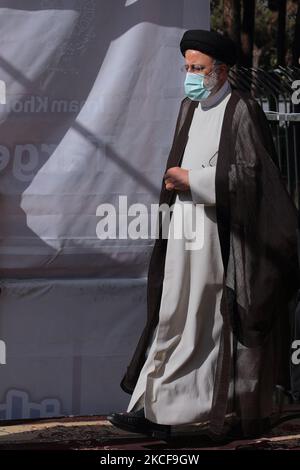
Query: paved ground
0 412 300 450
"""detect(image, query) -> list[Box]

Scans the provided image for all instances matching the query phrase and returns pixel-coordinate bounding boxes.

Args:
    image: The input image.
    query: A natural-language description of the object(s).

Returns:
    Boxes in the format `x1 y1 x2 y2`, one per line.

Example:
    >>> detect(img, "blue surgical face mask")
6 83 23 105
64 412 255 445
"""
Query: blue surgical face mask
184 72 211 101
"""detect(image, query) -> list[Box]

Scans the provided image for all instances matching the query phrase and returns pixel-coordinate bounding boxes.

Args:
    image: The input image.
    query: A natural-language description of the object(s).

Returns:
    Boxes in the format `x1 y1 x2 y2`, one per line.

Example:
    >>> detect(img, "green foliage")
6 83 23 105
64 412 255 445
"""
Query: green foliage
210 0 224 31
210 0 298 67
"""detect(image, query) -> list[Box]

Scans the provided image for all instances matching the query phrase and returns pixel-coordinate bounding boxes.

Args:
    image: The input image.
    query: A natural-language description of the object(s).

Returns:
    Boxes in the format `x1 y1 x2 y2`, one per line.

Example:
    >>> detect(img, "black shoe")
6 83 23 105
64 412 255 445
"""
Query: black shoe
130 407 145 417
107 408 171 438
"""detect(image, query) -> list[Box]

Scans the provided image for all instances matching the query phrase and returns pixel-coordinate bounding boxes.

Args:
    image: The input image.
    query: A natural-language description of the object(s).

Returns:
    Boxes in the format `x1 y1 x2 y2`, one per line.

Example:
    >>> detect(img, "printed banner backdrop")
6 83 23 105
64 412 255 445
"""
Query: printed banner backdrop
0 0 209 419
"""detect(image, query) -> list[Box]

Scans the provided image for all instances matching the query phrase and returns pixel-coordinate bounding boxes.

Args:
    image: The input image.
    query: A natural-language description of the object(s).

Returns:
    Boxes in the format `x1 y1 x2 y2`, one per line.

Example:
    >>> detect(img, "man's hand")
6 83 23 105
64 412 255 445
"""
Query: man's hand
164 167 190 191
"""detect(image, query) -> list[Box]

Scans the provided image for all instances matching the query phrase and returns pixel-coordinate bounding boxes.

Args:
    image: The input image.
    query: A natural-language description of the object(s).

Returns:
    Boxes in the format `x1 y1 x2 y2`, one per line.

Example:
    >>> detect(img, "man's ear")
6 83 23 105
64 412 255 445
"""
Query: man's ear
218 64 229 80
219 64 228 73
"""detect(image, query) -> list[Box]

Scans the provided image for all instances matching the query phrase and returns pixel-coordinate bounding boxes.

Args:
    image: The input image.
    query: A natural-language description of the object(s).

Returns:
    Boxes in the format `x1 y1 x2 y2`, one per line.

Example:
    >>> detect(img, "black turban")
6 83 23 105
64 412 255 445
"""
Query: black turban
180 29 237 67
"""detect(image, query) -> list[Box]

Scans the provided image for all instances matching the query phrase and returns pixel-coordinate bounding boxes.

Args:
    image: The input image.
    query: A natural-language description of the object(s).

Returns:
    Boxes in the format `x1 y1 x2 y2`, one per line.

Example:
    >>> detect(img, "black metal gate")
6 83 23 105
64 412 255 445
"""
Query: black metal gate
229 66 300 207
229 66 300 404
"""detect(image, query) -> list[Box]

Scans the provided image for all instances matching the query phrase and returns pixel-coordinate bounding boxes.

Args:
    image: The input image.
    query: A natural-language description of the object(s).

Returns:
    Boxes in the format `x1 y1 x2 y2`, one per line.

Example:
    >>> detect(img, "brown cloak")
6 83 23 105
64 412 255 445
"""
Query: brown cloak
120 88 300 437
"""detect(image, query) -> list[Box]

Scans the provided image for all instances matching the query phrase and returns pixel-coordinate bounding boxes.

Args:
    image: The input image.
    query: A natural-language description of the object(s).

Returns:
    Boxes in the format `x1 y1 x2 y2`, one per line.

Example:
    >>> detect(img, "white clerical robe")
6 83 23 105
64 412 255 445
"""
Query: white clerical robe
127 80 232 425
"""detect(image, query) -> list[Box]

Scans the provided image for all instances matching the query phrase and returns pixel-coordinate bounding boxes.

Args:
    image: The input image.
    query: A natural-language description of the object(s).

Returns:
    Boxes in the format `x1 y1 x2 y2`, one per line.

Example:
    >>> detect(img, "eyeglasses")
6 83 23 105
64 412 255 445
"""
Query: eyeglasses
180 64 208 73
180 60 223 74
201 151 218 168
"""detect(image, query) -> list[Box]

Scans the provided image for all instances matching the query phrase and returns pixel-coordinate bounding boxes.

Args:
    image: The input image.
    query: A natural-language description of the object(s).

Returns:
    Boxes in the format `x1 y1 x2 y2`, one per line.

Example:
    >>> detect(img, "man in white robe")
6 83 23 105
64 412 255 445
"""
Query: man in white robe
126 80 232 426
108 29 238 437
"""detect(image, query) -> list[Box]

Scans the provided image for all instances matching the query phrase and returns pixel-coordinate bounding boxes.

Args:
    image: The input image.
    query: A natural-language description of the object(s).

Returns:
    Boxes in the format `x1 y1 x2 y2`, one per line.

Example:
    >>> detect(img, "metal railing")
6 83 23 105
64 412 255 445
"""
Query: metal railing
228 67 300 403
228 66 300 208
